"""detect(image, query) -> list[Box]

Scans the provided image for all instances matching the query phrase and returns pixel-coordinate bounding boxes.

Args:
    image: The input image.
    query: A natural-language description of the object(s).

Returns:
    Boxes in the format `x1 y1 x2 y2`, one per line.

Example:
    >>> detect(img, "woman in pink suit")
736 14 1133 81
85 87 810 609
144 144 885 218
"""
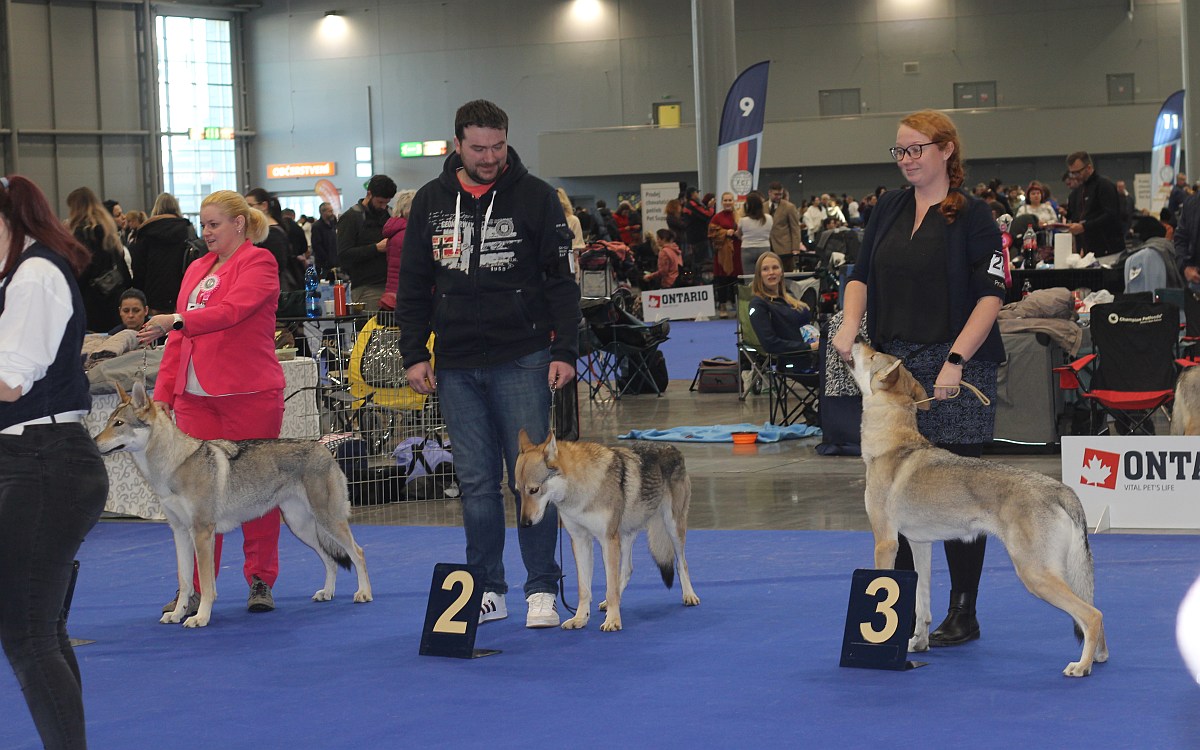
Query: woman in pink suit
137 190 286 615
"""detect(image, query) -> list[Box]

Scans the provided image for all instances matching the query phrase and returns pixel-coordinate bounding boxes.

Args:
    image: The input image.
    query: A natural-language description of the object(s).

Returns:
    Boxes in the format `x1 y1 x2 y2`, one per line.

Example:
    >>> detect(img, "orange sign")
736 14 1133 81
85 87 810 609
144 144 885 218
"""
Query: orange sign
267 162 335 179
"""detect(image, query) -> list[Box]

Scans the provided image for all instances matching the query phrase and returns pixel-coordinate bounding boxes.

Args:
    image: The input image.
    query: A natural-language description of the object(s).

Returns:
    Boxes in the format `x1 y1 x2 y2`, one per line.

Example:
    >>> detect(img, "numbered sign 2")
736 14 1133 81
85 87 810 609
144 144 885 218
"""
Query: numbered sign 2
419 563 500 659
839 568 921 671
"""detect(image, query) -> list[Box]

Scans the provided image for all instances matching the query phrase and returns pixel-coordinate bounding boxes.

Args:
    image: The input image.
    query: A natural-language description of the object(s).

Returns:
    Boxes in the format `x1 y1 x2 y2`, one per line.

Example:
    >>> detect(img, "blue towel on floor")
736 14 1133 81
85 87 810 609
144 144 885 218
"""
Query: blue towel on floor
618 422 821 442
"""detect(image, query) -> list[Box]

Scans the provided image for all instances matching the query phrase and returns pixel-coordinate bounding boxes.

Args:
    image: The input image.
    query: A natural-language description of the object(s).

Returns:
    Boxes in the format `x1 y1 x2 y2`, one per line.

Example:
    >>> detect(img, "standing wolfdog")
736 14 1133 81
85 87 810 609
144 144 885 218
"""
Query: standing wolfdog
514 429 700 631
94 382 371 627
849 340 1106 677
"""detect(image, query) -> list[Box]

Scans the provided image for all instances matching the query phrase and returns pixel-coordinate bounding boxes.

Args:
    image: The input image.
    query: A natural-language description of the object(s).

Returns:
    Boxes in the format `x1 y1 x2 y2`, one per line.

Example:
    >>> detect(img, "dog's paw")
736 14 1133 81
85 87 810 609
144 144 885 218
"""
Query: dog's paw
1063 660 1093 677
182 614 209 628
1094 647 1109 663
600 617 622 632
561 614 589 630
312 589 333 602
159 612 181 625
598 599 608 611
683 592 700 607
908 635 929 652
353 590 372 603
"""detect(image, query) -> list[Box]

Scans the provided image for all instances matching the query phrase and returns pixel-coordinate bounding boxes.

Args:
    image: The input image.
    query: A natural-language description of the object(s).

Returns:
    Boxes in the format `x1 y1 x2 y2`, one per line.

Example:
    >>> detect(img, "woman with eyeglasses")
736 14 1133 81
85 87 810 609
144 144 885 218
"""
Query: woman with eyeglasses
831 109 1007 648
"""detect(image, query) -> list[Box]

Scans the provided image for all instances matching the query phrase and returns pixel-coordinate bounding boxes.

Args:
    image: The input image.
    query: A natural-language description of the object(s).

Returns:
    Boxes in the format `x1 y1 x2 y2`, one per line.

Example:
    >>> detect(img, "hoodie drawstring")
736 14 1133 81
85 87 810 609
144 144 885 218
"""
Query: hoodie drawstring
451 189 497 260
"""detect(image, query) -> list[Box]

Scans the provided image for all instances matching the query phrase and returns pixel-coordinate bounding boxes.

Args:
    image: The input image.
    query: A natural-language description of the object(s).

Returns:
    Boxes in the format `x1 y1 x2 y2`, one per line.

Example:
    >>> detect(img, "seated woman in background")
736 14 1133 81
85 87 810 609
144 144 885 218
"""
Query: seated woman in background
107 288 150 334
643 228 683 289
1015 180 1057 226
748 251 819 355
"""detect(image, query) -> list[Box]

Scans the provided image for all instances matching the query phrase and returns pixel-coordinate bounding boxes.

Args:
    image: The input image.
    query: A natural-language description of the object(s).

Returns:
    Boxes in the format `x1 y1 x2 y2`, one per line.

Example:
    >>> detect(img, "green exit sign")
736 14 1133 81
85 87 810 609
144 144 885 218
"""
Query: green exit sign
400 142 423 158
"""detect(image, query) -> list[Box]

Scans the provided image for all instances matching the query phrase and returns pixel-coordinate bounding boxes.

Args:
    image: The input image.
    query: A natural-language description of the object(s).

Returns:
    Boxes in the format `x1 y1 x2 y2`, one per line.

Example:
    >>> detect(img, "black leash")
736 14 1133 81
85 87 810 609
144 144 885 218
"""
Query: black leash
548 382 578 617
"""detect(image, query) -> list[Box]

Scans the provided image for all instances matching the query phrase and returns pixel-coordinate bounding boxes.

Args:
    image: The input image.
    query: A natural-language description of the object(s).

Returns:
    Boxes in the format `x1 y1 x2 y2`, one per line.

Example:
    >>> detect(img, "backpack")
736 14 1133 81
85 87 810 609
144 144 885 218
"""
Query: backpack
181 235 207 274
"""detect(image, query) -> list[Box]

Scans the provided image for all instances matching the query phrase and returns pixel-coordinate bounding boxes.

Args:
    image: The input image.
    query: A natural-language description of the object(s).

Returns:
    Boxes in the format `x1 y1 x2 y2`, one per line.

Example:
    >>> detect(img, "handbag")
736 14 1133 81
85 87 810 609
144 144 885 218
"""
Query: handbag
90 266 125 297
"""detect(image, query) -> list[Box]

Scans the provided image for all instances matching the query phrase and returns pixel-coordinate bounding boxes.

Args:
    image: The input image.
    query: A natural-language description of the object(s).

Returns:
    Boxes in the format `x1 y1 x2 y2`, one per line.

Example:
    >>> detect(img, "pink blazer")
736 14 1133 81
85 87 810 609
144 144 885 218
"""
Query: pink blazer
155 240 285 407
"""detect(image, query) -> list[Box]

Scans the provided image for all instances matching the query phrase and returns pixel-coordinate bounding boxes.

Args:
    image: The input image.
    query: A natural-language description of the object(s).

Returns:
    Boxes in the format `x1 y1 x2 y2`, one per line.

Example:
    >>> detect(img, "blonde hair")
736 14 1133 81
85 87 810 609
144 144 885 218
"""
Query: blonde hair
751 251 806 311
65 186 122 256
556 187 574 217
899 109 966 223
201 190 269 244
393 189 417 218
151 192 181 216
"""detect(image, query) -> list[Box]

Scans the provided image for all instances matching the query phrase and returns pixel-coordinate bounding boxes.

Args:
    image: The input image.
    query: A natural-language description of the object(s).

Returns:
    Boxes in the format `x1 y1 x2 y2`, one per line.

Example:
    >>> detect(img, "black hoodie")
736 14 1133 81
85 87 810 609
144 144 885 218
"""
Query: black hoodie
397 146 580 369
130 214 196 312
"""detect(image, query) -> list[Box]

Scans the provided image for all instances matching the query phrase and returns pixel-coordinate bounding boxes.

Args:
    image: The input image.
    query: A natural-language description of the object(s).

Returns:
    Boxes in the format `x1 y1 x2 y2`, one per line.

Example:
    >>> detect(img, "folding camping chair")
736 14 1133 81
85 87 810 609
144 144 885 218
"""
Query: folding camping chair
736 284 773 399
589 308 670 399
1055 297 1194 435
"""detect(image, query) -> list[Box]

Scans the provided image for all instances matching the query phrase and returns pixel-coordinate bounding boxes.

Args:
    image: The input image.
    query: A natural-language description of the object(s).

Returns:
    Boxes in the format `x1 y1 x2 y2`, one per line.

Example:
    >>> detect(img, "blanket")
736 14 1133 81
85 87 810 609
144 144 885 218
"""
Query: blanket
618 422 821 443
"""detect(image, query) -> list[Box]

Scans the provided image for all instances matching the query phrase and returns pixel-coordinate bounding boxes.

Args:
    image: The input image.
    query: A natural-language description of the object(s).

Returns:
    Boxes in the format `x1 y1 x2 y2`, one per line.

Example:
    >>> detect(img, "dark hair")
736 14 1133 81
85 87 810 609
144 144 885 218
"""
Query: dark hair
744 192 766 222
1066 151 1093 168
454 99 508 140
244 187 284 225
768 181 784 191
0 175 90 279
120 288 148 306
656 228 675 243
103 199 121 215
366 174 397 200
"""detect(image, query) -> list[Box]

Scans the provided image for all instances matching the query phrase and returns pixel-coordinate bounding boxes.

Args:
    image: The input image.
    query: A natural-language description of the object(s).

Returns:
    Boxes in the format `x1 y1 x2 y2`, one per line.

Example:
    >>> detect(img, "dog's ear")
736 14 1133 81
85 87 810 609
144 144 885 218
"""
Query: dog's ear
518 428 534 452
876 359 904 390
131 380 151 411
114 381 131 403
908 371 931 410
544 432 558 464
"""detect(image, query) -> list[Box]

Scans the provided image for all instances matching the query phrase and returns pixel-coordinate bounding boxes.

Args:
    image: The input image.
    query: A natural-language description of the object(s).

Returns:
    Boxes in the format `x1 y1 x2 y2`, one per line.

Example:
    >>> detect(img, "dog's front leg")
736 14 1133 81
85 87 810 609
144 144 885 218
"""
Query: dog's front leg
908 541 932 652
561 526 592 630
598 533 623 632
184 524 217 628
162 524 196 624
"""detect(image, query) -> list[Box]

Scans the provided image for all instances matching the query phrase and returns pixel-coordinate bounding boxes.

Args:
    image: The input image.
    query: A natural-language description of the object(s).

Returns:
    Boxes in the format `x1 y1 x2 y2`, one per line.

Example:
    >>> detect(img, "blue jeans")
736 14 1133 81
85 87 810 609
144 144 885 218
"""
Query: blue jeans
437 349 561 597
0 423 108 750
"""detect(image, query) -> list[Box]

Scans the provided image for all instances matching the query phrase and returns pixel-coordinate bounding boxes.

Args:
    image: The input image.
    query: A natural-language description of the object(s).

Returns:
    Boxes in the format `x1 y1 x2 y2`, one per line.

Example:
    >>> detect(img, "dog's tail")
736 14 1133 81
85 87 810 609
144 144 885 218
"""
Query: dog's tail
646 470 690 590
1059 488 1096 642
315 468 353 571
647 513 675 589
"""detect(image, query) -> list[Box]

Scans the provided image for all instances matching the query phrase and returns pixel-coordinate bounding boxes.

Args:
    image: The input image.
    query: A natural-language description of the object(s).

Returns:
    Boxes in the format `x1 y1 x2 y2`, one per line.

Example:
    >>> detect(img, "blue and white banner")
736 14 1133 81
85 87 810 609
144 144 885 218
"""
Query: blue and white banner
1150 89 1185 216
715 61 769 202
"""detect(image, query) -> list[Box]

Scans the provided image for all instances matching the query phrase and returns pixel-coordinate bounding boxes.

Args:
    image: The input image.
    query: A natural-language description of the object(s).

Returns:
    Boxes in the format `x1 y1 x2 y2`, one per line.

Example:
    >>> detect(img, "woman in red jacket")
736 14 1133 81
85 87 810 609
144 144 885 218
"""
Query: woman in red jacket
137 190 286 615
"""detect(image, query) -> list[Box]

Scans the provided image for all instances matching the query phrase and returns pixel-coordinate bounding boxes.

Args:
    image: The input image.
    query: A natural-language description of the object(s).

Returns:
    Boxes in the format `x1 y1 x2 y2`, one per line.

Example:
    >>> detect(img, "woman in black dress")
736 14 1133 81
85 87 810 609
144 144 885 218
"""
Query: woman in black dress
831 109 1007 647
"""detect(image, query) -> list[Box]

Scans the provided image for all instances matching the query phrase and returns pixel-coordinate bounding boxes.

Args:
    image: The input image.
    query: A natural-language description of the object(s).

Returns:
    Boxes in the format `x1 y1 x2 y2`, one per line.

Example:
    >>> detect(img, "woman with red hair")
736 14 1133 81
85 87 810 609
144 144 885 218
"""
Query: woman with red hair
0 175 109 748
831 110 1007 648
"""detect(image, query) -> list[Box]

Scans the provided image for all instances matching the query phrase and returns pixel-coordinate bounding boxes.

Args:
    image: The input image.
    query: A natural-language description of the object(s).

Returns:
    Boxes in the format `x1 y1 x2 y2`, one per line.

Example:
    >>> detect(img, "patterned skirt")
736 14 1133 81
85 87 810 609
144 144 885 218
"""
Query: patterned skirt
881 339 999 445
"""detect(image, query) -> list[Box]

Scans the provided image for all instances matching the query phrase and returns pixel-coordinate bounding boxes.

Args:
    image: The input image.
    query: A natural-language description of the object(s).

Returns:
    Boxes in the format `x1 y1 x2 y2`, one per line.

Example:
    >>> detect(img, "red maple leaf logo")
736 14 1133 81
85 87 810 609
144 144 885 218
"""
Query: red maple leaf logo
647 295 661 308
1080 448 1120 490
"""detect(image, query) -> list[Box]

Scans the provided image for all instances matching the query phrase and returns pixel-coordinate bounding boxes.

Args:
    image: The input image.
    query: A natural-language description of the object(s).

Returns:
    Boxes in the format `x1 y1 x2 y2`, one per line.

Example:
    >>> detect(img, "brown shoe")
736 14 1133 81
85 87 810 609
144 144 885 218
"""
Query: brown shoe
247 575 275 612
162 590 200 617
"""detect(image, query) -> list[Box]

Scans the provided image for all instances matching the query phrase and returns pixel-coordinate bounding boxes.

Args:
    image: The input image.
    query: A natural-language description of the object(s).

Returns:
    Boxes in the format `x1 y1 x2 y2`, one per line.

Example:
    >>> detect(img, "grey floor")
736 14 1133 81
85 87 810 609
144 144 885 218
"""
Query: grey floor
351 380 1066 531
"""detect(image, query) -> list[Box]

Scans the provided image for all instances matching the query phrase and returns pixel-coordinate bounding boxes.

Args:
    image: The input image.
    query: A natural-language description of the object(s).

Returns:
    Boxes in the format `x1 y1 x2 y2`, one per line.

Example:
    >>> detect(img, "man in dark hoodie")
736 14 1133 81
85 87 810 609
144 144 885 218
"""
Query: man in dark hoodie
337 173 396 312
398 99 580 630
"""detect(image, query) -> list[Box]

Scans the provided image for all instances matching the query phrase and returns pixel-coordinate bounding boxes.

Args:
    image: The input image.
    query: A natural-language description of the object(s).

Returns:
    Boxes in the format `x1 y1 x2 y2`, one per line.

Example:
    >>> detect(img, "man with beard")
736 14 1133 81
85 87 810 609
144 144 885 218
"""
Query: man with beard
336 173 396 312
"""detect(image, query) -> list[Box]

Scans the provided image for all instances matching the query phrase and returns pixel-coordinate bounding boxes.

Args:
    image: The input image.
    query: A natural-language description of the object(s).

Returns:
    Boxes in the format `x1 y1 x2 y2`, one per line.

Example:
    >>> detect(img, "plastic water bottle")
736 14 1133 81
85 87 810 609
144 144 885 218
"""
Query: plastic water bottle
304 263 321 318
1022 226 1037 268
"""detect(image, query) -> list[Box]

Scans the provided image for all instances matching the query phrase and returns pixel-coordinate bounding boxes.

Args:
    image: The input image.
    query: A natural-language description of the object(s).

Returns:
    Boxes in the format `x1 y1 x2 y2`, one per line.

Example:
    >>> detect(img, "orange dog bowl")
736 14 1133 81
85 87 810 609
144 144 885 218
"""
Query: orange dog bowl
731 431 758 445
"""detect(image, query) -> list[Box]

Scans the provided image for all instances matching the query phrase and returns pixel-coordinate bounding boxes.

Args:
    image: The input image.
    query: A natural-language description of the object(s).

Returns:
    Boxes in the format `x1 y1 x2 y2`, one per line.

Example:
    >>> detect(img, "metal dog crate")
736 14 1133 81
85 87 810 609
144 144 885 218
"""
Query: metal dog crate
279 310 457 506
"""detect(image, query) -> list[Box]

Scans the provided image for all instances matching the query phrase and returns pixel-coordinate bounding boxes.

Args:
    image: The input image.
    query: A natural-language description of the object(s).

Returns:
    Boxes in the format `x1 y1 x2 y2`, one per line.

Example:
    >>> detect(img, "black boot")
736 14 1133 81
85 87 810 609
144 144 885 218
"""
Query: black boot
929 590 979 647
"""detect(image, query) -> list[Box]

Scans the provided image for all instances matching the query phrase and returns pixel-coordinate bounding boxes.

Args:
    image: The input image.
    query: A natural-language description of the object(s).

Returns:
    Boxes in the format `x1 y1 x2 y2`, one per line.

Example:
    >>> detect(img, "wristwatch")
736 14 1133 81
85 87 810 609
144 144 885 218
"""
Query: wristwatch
172 313 185 331
946 352 965 366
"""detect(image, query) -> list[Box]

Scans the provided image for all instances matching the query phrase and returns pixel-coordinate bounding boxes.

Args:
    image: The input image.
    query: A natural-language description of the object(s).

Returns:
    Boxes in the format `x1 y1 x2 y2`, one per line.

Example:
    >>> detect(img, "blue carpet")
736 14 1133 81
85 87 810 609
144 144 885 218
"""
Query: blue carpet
658 319 737 380
1 523 1197 749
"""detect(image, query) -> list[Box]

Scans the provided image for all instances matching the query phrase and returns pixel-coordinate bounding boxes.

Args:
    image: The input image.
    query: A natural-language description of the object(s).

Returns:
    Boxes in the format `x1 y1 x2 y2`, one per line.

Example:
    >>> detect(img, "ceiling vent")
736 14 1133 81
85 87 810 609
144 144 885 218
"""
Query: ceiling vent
903 61 920 75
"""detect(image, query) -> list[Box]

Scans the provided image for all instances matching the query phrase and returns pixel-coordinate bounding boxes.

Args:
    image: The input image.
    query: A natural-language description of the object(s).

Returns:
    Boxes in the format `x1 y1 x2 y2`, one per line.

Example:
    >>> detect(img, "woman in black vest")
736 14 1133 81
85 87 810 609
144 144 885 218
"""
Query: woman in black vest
0 175 110 749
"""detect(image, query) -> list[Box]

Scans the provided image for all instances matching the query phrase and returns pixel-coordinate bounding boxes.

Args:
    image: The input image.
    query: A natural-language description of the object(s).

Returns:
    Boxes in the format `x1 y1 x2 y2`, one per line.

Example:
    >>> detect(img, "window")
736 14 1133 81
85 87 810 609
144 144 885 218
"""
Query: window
953 81 997 109
819 88 861 117
1107 74 1135 105
156 16 237 219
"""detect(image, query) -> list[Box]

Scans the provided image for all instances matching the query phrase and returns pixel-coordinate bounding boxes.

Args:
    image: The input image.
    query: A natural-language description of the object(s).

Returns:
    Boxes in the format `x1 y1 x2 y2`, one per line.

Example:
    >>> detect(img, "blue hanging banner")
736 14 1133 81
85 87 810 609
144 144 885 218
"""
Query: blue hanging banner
715 61 770 201
1150 89 1185 215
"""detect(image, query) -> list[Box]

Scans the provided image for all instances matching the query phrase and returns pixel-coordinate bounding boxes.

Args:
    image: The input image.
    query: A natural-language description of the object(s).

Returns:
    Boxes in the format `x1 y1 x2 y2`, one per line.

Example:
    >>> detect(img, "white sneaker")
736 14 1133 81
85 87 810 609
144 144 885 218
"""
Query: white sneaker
478 591 507 624
525 592 560 628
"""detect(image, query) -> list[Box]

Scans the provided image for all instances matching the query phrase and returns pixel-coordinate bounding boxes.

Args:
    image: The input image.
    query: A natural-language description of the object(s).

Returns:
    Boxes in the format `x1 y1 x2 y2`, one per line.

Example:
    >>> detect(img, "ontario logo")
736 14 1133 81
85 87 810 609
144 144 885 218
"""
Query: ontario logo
647 294 661 308
1080 448 1120 490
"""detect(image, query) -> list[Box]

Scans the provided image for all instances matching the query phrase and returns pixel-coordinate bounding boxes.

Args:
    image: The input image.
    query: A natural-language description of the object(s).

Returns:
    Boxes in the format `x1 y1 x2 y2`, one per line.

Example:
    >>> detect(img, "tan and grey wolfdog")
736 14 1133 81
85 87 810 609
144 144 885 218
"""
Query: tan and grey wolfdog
849 340 1106 677
515 429 700 631
1171 365 1200 435
94 382 372 627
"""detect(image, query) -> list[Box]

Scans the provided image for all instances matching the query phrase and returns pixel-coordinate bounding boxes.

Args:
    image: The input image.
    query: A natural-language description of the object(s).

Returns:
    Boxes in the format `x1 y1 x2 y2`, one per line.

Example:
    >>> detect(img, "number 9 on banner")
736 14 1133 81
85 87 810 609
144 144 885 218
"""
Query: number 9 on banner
419 563 500 659
839 568 924 671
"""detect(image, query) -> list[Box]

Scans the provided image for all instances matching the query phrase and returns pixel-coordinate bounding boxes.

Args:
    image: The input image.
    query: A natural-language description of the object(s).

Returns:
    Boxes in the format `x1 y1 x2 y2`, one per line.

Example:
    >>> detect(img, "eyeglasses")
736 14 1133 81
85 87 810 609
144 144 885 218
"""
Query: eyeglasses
889 142 939 161
1067 166 1090 177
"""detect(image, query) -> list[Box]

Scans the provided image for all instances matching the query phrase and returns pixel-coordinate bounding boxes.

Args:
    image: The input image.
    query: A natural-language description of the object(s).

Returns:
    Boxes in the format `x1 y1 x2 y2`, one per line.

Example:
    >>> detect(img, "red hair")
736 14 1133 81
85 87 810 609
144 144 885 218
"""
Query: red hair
899 109 966 223
0 175 89 280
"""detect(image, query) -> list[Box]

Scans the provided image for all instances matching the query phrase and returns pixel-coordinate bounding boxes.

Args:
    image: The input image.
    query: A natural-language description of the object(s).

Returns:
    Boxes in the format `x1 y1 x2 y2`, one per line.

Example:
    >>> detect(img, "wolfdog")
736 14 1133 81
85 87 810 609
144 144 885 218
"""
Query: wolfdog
514 430 699 631
94 382 371 627
849 340 1106 676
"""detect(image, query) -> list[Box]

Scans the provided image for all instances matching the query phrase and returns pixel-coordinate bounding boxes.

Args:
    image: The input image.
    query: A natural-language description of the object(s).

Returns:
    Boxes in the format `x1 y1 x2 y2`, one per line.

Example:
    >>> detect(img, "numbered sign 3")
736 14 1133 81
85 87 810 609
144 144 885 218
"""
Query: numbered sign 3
839 568 924 671
419 563 500 659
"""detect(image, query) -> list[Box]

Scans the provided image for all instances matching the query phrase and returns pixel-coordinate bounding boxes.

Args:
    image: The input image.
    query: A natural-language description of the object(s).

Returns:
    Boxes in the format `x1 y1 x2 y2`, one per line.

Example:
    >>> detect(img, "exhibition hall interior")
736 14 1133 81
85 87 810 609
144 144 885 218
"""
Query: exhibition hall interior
0 1 1198 748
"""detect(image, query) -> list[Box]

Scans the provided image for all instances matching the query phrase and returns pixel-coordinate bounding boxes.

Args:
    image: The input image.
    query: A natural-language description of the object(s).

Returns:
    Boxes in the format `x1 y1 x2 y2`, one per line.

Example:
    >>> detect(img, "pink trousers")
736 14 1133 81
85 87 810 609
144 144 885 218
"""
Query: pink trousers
173 389 285 588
